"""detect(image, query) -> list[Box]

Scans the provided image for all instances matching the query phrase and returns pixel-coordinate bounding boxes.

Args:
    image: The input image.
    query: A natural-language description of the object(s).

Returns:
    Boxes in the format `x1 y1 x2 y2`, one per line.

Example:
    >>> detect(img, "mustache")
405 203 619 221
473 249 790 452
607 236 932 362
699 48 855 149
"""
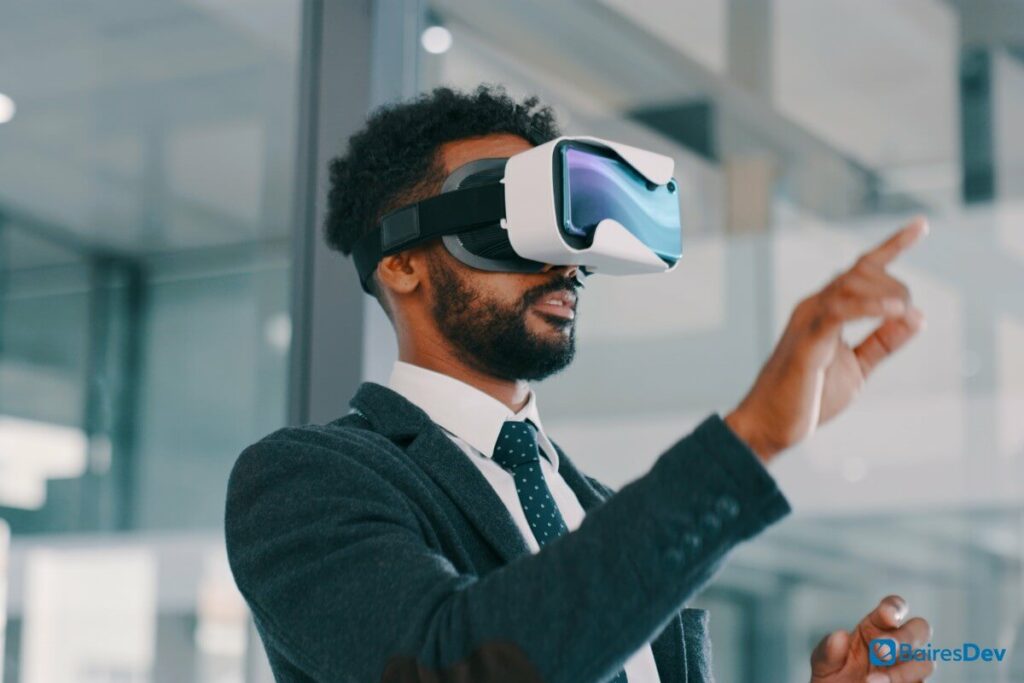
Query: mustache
522 275 582 307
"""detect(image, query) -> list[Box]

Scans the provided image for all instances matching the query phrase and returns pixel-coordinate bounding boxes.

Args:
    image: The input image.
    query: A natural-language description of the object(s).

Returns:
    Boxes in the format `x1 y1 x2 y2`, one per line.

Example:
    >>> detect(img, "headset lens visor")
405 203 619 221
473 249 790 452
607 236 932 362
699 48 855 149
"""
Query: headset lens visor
560 143 682 266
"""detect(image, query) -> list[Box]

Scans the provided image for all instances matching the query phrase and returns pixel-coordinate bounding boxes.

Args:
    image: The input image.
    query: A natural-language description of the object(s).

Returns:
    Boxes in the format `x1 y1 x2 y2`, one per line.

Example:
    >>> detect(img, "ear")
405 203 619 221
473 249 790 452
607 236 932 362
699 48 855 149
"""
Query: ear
375 250 423 297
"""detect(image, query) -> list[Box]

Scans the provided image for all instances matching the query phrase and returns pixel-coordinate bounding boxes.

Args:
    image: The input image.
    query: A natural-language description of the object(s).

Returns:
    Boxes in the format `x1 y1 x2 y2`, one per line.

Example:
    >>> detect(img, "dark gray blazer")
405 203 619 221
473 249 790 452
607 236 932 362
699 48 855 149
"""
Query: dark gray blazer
224 382 790 683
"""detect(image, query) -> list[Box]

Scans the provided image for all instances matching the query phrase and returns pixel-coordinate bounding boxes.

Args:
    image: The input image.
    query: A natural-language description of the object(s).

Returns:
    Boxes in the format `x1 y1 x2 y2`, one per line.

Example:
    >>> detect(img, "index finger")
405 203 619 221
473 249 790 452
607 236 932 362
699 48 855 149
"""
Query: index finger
863 594 909 633
860 216 929 267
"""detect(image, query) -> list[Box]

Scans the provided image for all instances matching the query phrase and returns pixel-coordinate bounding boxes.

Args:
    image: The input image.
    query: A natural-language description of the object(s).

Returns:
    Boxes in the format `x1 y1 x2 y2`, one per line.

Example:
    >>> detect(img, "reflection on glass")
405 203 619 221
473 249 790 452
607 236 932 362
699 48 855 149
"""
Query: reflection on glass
0 416 88 510
22 547 157 683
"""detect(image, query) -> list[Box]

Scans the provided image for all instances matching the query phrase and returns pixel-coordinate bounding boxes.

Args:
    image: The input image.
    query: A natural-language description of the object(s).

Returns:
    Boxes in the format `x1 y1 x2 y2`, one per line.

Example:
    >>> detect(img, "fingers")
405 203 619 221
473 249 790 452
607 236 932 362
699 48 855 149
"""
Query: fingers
808 236 923 330
810 629 850 676
895 616 932 648
878 618 936 682
841 262 913 311
865 595 909 632
853 309 925 377
858 216 929 268
860 598 935 681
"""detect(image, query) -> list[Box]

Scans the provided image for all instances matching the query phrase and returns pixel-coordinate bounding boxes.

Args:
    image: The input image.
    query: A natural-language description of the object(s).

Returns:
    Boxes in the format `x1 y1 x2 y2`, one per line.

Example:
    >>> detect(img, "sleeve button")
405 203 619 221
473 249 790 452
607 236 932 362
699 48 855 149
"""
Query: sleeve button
716 495 740 519
699 512 721 533
667 547 686 562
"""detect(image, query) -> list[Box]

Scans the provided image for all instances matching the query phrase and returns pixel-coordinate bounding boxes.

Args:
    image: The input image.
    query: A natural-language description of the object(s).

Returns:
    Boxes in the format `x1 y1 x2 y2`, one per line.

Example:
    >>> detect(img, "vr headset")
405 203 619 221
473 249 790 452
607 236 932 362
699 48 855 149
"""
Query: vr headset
351 136 683 293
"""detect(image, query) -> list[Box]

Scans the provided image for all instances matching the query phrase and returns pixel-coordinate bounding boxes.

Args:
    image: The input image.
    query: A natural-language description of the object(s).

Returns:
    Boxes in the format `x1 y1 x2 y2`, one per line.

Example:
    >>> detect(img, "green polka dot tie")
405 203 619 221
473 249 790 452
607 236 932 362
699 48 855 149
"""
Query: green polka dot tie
491 421 628 682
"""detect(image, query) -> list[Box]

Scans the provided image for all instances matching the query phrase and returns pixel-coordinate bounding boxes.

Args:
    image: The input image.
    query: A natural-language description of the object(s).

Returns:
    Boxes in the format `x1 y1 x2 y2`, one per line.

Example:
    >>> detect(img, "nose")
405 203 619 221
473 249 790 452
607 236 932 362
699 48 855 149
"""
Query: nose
541 263 579 279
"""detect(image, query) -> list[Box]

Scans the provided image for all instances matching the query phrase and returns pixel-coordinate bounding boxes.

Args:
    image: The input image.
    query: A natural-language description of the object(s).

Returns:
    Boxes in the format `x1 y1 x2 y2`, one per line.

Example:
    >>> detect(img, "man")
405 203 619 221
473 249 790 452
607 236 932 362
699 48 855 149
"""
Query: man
225 85 934 682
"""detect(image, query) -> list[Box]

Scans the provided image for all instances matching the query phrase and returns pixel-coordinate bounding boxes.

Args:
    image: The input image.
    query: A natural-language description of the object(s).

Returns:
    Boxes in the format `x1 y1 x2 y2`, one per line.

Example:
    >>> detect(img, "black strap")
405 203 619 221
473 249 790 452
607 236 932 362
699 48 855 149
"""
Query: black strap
351 183 505 292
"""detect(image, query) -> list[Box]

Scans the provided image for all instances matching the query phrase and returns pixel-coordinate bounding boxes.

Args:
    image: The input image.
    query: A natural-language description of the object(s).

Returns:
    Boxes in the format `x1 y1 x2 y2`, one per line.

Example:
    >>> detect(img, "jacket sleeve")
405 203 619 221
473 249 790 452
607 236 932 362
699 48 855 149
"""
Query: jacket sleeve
224 414 790 683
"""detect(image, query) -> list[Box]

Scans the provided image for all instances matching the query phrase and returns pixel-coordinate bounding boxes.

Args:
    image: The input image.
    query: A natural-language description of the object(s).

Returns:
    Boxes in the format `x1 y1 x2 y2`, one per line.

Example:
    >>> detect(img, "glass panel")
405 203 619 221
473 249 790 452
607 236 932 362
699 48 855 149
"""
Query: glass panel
0 1 301 680
0 0 299 531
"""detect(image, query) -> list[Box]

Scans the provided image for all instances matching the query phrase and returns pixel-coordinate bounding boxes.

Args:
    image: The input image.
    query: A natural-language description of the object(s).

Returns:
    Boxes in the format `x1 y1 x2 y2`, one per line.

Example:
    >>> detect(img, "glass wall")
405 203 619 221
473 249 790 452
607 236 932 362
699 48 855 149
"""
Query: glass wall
3 1 1024 681
0 1 300 680
418 1 1024 681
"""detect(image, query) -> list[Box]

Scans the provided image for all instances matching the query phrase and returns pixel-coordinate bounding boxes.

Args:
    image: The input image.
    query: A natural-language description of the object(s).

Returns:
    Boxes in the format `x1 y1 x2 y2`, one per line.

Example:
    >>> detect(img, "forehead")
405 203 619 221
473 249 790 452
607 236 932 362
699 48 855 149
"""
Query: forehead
437 133 533 174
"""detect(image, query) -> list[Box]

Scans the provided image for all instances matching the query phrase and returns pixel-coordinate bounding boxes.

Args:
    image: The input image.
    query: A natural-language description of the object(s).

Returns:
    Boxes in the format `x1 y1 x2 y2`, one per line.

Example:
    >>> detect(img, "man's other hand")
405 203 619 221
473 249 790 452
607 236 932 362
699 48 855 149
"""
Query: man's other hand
810 595 934 683
725 216 928 461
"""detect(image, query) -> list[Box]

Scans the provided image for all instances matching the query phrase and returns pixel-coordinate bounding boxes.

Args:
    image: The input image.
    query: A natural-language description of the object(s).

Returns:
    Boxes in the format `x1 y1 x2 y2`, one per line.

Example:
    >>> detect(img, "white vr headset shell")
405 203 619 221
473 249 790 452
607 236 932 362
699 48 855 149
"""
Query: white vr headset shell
502 135 679 275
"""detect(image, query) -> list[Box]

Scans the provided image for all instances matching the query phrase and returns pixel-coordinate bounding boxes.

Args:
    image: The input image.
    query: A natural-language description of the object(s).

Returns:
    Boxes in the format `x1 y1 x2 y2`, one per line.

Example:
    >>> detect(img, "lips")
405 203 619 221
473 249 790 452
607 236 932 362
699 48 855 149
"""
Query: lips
531 289 577 320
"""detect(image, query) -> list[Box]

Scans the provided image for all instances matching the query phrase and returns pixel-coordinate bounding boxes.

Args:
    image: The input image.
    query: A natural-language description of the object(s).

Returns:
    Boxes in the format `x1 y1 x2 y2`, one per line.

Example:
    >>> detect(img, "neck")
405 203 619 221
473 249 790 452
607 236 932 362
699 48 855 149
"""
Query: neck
399 344 531 413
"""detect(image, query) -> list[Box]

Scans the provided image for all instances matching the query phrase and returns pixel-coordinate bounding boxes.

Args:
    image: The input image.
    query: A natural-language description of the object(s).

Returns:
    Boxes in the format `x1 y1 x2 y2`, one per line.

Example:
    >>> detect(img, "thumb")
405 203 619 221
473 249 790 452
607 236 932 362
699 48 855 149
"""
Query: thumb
810 629 850 678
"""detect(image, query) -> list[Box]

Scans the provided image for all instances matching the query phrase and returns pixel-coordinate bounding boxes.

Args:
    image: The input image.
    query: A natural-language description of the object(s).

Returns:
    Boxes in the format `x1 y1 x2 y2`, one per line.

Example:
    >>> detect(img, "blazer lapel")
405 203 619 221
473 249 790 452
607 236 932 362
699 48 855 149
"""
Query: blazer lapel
548 439 611 512
350 382 531 564
406 426 532 563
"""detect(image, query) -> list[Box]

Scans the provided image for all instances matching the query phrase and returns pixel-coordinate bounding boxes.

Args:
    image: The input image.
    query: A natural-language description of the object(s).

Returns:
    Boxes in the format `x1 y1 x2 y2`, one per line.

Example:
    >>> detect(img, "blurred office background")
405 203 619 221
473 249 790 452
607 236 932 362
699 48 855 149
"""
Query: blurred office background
1 0 1023 681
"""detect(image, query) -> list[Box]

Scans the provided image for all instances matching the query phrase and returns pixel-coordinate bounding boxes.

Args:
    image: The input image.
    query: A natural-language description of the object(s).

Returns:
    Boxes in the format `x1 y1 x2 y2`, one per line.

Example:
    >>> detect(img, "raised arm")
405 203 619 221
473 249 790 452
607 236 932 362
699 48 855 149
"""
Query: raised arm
225 417 788 682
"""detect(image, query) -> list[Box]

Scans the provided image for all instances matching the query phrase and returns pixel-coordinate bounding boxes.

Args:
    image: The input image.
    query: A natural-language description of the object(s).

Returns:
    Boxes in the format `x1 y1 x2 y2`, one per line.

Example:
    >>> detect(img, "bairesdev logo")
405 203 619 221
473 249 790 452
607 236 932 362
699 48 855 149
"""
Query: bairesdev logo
870 638 1007 666
869 639 898 666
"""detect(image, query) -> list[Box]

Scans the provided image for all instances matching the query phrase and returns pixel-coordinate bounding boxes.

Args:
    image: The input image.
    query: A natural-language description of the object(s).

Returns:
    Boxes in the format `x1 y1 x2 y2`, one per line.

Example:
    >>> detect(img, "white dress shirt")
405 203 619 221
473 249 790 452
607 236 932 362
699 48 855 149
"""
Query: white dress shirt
388 360 662 683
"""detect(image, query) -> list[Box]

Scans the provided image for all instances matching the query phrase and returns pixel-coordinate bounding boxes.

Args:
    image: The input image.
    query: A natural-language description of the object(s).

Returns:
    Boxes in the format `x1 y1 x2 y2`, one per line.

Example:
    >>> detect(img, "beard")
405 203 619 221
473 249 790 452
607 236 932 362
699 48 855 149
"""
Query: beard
426 253 578 382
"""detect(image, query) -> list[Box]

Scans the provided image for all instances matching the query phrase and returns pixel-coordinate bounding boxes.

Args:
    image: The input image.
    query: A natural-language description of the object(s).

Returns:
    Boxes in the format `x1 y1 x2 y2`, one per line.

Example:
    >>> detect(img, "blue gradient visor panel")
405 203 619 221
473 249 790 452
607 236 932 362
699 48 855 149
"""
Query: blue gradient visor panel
561 145 683 266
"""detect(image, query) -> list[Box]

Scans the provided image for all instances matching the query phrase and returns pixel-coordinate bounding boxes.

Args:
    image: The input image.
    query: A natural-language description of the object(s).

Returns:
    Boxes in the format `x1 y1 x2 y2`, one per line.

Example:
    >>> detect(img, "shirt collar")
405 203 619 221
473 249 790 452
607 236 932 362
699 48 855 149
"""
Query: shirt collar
387 360 559 469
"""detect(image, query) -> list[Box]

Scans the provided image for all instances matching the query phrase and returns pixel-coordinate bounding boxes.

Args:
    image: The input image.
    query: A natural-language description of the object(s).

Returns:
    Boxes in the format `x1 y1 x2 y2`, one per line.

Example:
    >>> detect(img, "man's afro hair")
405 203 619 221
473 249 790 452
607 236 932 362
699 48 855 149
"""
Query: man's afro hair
324 84 562 255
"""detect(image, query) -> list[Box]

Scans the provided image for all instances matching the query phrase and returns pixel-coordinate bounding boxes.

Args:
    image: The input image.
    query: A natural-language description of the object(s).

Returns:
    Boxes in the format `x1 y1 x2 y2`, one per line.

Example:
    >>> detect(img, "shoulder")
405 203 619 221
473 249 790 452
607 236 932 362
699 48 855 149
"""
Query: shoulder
223 415 427 594
227 413 407 494
224 413 426 540
250 411 397 456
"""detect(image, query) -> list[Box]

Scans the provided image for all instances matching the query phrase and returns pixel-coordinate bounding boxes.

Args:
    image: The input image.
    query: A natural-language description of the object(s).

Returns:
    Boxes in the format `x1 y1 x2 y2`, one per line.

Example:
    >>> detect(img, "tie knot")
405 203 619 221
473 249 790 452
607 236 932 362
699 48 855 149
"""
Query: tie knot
492 420 540 471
